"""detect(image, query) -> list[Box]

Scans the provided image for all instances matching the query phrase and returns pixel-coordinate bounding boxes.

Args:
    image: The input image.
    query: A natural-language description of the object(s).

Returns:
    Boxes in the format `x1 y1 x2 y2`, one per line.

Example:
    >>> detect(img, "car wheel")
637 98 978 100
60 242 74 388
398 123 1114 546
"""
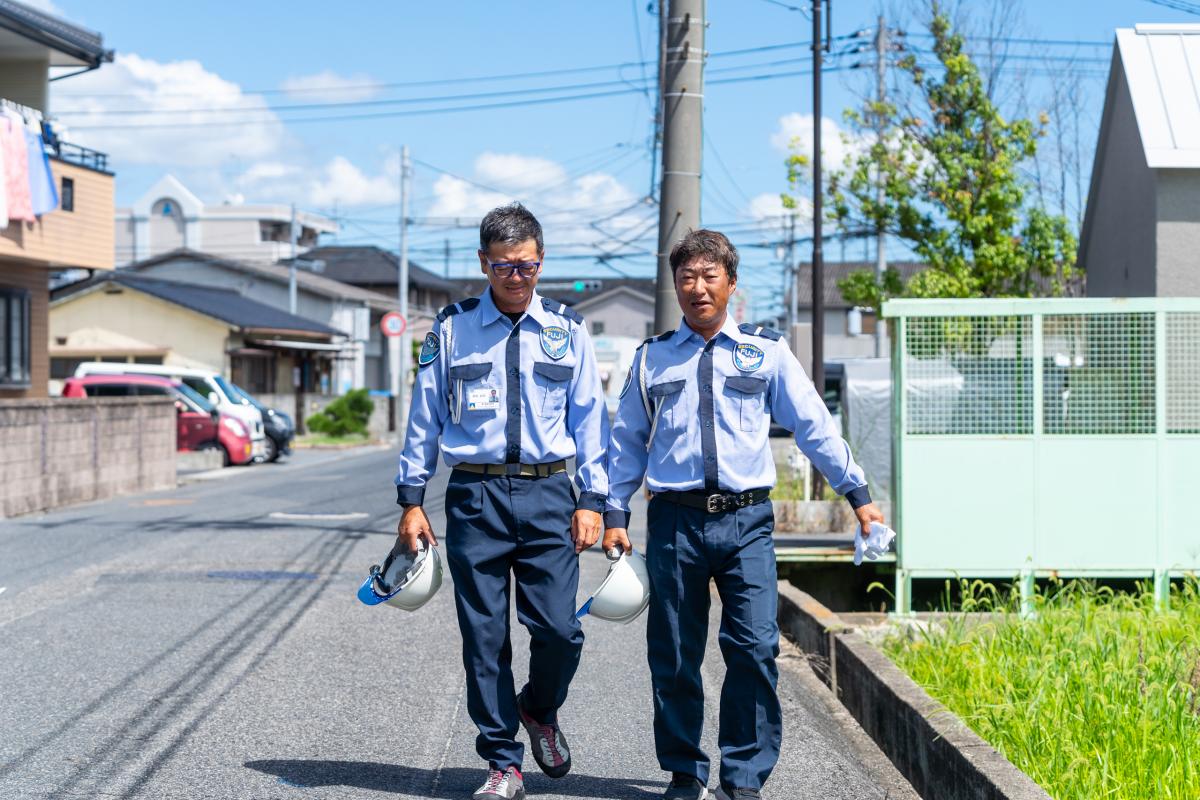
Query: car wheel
265 436 279 463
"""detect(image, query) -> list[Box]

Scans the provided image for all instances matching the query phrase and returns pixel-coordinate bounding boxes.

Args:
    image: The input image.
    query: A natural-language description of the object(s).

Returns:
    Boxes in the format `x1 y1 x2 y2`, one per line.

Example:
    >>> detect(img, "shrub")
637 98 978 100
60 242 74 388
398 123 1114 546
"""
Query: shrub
306 388 373 437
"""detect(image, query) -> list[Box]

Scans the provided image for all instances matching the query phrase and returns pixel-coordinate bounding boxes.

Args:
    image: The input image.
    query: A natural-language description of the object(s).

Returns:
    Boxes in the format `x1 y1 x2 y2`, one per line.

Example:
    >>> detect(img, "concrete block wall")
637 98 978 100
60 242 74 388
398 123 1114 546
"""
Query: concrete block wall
0 398 176 518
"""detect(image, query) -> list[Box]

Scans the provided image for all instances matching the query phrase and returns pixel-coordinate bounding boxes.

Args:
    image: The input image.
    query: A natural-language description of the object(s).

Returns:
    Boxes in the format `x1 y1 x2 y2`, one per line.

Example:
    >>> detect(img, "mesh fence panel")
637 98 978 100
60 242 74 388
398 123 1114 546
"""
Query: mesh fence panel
1167 312 1200 434
904 315 1033 435
1042 313 1156 435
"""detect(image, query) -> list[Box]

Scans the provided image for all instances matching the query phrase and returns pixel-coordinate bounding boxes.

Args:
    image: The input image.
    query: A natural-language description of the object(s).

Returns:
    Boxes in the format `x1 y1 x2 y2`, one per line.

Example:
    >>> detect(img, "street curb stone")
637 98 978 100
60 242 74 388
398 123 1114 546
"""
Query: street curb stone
777 582 1052 800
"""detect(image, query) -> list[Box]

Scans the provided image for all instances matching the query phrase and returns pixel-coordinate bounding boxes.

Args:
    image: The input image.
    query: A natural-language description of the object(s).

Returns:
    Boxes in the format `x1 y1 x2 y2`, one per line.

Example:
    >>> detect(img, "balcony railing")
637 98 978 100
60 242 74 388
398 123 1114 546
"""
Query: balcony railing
49 140 109 173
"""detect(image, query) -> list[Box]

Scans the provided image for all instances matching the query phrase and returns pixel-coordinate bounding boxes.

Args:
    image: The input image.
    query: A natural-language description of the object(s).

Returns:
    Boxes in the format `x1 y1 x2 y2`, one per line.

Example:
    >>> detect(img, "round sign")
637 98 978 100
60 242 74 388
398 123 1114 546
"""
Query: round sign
380 311 407 337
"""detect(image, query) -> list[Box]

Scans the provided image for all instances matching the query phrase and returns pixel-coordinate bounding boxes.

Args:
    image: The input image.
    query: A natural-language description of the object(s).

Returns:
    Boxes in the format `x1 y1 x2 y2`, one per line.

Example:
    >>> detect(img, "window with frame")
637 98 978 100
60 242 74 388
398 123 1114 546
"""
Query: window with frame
0 287 31 387
61 177 74 212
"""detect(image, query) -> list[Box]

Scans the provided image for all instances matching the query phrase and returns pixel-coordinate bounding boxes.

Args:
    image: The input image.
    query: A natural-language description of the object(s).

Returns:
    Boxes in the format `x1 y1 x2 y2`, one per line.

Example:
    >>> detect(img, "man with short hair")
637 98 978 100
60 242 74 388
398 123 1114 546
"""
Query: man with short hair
395 202 609 800
604 229 884 800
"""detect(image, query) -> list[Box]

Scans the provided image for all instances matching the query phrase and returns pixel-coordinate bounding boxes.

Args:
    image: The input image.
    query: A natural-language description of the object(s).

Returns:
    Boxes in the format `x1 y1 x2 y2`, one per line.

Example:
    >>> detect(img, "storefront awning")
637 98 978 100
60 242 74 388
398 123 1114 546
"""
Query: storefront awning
246 338 347 352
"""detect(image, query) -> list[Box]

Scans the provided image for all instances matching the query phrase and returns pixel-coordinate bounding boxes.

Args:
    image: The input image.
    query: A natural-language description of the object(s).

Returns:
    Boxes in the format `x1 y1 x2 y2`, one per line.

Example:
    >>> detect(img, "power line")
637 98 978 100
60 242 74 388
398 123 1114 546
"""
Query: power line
1141 0 1200 15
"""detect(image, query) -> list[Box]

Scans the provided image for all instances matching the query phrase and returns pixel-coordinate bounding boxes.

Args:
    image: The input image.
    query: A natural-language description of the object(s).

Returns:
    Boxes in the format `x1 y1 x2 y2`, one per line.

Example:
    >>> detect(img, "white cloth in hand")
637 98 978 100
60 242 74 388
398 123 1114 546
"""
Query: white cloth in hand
854 521 896 566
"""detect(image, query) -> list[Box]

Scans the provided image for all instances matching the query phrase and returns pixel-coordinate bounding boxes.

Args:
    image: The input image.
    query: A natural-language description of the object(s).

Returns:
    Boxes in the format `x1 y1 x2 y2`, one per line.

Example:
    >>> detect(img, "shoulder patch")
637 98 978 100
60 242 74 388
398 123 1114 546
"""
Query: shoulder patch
435 297 481 323
541 297 583 325
417 331 441 366
738 323 783 341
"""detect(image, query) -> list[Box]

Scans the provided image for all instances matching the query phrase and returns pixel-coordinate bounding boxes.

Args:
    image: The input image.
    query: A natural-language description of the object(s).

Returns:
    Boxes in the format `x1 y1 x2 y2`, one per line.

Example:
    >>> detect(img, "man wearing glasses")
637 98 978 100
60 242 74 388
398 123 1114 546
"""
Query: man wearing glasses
394 203 608 800
603 230 884 800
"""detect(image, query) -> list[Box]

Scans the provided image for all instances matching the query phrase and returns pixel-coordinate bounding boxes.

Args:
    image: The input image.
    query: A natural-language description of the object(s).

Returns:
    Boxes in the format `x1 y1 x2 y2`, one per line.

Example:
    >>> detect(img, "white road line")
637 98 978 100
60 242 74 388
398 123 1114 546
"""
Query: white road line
268 512 370 521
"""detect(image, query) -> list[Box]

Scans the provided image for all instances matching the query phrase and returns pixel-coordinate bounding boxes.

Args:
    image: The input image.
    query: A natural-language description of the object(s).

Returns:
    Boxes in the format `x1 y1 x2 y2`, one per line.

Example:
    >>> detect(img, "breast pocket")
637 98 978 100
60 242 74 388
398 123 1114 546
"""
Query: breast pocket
532 361 573 419
648 379 687 431
724 375 768 432
448 362 495 421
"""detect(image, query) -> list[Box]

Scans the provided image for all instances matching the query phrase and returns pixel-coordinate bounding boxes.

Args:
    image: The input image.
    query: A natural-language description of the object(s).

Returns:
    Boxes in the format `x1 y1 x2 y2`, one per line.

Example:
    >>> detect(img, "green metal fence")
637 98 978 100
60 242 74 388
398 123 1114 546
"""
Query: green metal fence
882 298 1200 613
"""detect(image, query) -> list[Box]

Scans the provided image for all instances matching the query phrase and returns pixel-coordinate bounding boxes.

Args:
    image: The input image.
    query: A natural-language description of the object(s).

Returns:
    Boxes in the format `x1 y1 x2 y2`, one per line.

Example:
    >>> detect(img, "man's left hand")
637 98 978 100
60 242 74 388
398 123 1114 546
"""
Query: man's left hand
854 502 885 539
571 509 602 554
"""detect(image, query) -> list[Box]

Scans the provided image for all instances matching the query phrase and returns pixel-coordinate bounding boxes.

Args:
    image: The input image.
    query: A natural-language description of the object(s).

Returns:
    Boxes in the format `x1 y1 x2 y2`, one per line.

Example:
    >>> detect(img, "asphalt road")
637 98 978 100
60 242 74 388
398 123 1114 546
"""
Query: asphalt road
0 446 916 800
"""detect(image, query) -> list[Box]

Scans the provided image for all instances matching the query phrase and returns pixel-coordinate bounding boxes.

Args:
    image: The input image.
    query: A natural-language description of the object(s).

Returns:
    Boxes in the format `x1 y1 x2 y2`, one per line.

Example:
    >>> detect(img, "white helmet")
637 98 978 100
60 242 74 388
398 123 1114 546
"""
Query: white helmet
576 548 651 624
356 540 443 611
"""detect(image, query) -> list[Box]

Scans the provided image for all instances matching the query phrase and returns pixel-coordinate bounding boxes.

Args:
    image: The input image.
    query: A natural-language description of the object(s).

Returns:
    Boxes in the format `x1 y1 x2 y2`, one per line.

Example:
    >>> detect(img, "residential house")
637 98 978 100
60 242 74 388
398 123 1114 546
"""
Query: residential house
0 2 113 399
115 175 338 266
49 271 342 425
115 248 398 395
1081 24 1200 296
285 245 456 342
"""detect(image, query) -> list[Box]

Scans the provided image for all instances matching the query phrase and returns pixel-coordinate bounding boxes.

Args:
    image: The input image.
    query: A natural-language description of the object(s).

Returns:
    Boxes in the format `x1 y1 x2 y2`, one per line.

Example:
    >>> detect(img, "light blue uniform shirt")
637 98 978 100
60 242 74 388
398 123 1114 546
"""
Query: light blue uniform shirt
396 287 609 513
605 314 870 527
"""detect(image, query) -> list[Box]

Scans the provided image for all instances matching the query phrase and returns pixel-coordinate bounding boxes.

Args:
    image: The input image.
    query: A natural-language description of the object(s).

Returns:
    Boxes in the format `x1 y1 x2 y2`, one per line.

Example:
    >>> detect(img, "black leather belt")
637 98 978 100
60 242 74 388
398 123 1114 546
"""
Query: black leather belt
454 460 567 478
656 488 771 513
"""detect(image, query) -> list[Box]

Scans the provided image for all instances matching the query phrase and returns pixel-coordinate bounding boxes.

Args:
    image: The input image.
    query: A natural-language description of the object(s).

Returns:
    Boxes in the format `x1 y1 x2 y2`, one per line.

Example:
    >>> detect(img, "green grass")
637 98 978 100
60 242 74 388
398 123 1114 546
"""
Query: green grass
293 432 370 447
881 579 1200 800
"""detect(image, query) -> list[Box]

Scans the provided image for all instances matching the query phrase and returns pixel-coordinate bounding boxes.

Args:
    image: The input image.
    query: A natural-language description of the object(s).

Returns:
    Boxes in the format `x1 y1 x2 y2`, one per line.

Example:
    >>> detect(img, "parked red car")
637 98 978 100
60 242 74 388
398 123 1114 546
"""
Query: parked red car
61 374 254 465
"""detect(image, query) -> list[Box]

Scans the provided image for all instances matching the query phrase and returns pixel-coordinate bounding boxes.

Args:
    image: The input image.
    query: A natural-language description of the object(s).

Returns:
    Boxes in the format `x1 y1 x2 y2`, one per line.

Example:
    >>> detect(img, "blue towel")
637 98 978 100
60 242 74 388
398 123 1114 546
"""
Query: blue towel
25 129 57 217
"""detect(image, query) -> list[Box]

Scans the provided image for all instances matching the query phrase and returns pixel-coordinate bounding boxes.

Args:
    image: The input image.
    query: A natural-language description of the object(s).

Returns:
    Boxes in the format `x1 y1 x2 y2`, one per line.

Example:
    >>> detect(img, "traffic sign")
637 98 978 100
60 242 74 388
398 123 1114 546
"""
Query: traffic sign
380 311 407 337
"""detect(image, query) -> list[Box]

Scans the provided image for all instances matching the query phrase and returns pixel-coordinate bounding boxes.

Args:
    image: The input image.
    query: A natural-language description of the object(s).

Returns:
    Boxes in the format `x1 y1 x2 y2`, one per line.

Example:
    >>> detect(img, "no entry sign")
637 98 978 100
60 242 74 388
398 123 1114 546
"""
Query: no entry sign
380 311 407 337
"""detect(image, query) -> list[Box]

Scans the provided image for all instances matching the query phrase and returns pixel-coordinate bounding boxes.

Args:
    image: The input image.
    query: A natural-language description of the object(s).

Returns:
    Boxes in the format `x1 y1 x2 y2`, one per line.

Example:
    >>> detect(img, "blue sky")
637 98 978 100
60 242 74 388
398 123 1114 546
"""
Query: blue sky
36 0 1200 319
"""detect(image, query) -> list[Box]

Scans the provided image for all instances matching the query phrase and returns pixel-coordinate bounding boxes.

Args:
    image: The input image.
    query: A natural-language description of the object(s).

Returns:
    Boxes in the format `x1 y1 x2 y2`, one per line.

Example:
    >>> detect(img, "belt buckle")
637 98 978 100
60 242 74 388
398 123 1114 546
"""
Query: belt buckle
504 463 523 476
705 494 724 513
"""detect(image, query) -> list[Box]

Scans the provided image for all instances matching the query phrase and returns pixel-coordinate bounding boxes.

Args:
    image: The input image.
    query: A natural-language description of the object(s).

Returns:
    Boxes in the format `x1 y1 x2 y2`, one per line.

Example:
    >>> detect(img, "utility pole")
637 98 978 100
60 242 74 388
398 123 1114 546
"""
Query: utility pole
397 145 412 427
874 14 888 358
654 0 705 334
288 203 298 314
812 0 830 498
443 237 451 279
649 0 667 199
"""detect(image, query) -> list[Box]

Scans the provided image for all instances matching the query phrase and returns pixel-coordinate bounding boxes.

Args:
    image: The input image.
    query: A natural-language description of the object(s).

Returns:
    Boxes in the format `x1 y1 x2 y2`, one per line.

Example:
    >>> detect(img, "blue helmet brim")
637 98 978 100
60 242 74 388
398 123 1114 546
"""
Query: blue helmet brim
575 597 594 619
357 575 395 606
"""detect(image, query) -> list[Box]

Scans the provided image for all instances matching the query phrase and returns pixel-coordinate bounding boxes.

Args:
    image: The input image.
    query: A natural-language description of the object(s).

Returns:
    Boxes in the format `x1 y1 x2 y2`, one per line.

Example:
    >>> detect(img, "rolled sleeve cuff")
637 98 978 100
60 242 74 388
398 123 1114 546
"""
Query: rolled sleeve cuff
576 491 606 513
604 509 631 529
844 485 872 510
396 484 426 507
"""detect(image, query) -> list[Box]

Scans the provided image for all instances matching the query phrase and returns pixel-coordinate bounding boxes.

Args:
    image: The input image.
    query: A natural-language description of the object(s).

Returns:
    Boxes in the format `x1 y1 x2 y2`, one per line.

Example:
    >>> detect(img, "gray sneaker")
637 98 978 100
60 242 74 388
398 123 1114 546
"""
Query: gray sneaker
472 767 524 800
665 772 708 799
714 788 760 800
516 691 571 778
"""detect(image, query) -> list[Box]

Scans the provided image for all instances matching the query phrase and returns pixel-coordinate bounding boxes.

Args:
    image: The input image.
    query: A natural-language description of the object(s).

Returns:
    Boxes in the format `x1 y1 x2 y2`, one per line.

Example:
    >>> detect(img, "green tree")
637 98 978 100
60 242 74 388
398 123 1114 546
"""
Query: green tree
787 5 1079 311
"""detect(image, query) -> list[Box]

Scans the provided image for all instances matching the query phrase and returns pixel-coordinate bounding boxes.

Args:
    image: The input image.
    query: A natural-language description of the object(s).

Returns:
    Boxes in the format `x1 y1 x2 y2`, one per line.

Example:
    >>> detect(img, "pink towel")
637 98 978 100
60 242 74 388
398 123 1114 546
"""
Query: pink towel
3 115 33 223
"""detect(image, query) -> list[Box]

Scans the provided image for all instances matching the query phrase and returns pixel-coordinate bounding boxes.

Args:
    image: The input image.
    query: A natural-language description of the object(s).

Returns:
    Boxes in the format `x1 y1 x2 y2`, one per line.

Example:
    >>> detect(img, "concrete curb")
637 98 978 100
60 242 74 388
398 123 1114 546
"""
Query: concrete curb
777 583 1051 800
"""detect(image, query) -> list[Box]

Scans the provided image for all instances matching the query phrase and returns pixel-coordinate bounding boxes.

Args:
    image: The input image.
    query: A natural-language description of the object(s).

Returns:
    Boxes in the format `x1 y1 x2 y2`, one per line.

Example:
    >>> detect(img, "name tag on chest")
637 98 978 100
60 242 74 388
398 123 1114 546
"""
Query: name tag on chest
466 387 501 412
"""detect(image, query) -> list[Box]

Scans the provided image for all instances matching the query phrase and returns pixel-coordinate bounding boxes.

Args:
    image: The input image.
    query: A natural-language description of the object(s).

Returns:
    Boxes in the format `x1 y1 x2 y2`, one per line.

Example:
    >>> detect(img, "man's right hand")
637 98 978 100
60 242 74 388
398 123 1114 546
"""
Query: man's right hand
602 526 632 555
397 505 437 552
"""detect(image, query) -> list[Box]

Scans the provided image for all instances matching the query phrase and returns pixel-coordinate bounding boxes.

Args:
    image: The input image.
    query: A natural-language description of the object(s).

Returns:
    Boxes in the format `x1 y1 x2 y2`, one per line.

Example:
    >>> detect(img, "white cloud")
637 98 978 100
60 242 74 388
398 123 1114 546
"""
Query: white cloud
21 0 63 15
427 151 648 257
279 71 380 103
770 112 866 170
49 53 287 169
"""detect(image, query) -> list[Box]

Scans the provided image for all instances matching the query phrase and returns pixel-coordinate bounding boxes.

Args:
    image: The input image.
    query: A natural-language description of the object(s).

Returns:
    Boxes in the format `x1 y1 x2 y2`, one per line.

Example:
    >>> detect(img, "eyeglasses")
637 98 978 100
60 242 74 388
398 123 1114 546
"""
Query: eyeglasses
486 259 542 279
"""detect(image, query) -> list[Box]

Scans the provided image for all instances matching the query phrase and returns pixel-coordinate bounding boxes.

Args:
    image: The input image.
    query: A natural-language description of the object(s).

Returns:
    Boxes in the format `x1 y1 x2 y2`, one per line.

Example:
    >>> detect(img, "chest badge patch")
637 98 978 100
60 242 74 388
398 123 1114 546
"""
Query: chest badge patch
418 332 441 366
733 342 765 372
540 325 570 360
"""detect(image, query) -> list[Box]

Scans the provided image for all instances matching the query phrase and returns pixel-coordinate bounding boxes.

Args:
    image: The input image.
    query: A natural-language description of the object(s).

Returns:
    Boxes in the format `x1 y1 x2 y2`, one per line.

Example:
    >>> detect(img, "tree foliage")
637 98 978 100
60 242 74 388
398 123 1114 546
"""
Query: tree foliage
798 5 1080 311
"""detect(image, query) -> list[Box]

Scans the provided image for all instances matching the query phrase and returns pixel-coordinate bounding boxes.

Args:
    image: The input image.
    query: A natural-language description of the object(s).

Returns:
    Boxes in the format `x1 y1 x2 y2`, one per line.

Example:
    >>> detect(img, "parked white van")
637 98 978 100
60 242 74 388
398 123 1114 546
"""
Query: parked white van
73 362 267 462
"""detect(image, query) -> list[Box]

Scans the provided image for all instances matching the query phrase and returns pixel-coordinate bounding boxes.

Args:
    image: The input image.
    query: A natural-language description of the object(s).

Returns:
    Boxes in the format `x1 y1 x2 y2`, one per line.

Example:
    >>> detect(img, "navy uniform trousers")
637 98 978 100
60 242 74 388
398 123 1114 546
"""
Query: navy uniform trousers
645 494 782 791
444 468 584 770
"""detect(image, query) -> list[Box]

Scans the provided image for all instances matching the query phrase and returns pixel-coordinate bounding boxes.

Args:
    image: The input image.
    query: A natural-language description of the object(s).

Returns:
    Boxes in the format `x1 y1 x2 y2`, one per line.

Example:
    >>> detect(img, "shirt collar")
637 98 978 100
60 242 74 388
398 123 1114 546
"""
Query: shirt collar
672 313 743 347
479 287 554 329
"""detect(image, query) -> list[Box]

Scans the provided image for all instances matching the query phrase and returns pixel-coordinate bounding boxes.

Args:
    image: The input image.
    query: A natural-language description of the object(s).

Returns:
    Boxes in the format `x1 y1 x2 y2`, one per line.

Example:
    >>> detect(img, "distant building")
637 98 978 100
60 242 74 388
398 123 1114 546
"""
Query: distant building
116 248 397 396
49 271 342 413
285 245 455 341
115 175 338 266
784 261 926 360
1081 24 1200 296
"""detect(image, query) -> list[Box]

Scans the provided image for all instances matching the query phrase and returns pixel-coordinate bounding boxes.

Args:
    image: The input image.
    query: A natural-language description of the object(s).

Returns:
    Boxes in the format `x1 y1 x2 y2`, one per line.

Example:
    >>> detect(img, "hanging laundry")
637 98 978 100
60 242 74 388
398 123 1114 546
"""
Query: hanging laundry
25 127 57 217
3 112 33 223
